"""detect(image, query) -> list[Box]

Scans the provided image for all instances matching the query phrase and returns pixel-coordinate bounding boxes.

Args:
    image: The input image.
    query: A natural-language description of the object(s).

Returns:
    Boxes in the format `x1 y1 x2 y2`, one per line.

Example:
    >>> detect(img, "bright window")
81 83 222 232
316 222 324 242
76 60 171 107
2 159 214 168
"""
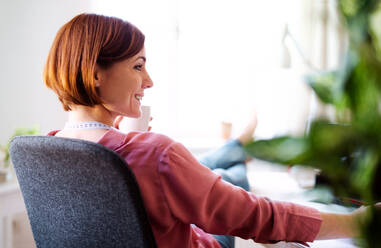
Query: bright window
91 0 311 141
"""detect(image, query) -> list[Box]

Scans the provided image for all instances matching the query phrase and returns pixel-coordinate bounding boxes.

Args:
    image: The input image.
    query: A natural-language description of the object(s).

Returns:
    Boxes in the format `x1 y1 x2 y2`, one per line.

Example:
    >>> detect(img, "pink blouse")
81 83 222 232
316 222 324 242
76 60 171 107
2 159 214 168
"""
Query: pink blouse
49 129 322 248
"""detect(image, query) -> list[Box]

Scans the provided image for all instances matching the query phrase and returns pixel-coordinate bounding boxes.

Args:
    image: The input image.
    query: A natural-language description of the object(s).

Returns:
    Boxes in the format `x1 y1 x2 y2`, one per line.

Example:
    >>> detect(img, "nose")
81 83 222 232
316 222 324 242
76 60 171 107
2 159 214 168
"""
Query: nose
143 72 154 89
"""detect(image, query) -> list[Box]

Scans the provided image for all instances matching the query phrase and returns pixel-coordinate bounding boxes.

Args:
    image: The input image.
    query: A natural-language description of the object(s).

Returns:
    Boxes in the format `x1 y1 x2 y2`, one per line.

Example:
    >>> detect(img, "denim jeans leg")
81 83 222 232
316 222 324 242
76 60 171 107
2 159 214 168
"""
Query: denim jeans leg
213 163 250 191
213 234 235 248
198 139 249 248
198 139 246 170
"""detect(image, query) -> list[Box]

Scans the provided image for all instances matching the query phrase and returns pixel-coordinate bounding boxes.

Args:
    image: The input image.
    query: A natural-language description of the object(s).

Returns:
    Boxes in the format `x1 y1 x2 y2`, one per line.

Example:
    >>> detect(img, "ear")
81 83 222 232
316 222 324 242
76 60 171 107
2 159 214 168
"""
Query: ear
94 64 101 87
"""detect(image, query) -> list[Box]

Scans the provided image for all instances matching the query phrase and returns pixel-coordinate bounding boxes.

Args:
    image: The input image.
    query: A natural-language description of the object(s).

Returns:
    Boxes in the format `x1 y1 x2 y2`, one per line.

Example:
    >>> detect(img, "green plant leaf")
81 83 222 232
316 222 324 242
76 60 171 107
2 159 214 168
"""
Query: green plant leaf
244 136 310 165
2 126 40 167
254 1 381 246
305 71 338 105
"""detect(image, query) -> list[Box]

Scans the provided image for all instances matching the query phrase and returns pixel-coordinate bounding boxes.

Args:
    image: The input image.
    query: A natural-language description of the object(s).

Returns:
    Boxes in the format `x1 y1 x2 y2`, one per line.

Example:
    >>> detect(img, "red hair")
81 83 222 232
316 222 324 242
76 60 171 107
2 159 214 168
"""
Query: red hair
43 13 145 111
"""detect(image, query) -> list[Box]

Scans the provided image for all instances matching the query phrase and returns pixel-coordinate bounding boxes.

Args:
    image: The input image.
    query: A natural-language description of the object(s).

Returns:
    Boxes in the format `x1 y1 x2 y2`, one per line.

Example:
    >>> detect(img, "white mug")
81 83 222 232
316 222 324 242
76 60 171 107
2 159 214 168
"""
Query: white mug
119 105 151 132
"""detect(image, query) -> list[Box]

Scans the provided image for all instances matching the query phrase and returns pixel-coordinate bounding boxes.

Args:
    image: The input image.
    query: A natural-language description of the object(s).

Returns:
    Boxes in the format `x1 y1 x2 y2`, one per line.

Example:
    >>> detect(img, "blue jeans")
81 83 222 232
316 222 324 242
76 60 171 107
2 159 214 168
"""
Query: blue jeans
198 139 250 248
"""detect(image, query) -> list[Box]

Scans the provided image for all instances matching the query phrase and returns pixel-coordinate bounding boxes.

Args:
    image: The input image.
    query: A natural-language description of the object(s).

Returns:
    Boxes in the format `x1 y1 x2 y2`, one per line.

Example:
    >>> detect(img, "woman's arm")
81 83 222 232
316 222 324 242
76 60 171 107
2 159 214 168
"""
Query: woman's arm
316 204 381 240
159 141 322 243
315 211 358 239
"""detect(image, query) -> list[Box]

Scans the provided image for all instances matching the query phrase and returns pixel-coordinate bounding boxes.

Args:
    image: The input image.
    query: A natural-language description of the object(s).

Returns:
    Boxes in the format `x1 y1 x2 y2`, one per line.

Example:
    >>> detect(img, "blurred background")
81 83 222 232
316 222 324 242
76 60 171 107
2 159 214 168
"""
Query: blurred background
0 0 344 146
0 1 361 247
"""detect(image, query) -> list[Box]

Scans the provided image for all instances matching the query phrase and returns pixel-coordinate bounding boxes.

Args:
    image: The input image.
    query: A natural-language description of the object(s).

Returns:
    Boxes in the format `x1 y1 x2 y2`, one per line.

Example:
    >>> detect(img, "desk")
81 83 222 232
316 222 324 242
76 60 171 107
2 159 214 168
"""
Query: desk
0 177 28 248
246 160 358 248
184 140 358 248
263 239 357 248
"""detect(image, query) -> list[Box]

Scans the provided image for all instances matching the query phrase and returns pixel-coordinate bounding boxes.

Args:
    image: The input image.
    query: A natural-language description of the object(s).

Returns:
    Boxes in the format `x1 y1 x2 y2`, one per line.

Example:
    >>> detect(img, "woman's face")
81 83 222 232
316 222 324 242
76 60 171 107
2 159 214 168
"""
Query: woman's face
96 48 153 118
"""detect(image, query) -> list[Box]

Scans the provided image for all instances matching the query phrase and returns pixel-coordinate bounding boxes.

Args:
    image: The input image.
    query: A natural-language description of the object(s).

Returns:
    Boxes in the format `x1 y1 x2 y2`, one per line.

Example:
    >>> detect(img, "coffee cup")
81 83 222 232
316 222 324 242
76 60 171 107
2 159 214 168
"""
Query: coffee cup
119 105 151 132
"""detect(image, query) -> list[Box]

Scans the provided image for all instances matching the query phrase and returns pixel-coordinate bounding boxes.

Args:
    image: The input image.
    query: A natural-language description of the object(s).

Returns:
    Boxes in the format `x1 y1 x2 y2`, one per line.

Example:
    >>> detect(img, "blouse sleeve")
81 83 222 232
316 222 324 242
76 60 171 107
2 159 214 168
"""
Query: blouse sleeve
157 141 322 244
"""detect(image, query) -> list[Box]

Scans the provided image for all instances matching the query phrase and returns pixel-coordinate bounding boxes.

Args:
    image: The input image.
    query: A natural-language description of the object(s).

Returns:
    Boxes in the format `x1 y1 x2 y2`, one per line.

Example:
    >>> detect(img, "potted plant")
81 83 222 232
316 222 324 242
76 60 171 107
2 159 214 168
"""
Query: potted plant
0 126 40 182
244 1 381 247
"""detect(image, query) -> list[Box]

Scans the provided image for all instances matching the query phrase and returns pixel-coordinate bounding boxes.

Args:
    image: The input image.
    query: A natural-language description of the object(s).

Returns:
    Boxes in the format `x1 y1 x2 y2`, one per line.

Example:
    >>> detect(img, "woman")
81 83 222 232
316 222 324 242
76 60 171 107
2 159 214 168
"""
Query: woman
44 13 365 248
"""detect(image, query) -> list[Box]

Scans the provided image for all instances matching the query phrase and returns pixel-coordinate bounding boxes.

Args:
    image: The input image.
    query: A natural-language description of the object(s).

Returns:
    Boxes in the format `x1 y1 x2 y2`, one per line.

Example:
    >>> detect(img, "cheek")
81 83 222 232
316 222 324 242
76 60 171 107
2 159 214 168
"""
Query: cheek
124 77 141 92
102 71 140 100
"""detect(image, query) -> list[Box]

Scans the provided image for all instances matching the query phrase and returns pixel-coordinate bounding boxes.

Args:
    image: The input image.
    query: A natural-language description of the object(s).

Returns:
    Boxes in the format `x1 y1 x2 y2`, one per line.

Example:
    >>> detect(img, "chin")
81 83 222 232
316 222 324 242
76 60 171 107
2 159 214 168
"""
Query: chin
127 111 141 118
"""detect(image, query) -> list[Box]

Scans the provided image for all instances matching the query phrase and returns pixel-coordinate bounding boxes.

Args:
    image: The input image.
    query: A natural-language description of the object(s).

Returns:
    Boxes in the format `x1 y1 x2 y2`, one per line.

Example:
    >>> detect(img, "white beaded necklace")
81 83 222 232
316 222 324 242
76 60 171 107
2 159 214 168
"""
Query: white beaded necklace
63 121 116 130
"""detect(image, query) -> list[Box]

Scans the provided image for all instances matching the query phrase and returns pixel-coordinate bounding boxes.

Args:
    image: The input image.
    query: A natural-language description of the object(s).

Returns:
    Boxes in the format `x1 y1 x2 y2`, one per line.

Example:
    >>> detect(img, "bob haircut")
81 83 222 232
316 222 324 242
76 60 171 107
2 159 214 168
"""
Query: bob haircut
43 13 145 111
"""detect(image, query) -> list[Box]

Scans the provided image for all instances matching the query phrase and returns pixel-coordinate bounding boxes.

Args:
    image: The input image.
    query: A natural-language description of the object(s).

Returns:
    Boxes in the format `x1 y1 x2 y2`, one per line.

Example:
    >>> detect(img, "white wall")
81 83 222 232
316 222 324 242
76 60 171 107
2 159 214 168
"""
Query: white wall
0 0 325 146
0 0 93 145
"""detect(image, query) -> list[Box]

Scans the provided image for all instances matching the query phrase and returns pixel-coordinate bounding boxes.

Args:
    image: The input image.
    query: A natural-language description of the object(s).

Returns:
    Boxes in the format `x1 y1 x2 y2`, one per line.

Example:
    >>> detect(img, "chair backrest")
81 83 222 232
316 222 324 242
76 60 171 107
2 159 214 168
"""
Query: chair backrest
9 135 157 248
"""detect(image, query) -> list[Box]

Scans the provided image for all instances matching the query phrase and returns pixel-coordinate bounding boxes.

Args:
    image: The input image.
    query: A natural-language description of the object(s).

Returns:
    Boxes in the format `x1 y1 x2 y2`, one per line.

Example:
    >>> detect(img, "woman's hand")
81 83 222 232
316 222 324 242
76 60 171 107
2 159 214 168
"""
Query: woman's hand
113 115 153 131
147 117 153 131
316 211 357 240
351 202 381 228
113 115 124 130
316 203 381 240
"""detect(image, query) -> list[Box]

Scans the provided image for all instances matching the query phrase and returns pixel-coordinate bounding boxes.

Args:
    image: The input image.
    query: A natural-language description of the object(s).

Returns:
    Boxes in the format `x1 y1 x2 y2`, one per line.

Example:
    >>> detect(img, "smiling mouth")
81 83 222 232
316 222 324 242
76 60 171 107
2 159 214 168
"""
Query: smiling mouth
135 95 143 101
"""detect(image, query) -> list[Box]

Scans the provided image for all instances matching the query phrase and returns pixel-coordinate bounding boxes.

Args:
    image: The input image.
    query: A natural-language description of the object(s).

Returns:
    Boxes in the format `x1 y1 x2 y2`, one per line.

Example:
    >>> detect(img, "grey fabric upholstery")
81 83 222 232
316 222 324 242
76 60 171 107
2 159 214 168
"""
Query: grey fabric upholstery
9 135 157 248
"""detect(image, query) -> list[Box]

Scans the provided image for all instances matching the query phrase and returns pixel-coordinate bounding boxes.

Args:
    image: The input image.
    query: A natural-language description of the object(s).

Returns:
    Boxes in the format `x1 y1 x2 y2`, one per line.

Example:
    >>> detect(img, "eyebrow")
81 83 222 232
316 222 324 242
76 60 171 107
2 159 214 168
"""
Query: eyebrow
135 56 146 62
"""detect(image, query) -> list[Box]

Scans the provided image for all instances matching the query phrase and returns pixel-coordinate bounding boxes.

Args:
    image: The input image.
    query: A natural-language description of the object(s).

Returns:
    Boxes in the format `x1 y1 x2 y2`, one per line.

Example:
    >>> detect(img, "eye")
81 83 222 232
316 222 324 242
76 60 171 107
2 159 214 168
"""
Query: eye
134 64 143 71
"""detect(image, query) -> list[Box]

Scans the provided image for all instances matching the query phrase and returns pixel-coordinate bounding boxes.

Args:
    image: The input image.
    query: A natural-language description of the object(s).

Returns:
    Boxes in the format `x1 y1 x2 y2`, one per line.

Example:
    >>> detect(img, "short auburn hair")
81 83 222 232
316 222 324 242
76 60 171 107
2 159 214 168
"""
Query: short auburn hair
43 13 145 111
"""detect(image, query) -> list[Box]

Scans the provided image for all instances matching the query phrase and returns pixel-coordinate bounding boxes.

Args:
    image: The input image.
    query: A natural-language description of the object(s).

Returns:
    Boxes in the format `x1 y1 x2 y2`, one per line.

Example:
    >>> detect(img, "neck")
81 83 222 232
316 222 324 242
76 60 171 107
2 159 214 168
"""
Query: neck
67 105 115 127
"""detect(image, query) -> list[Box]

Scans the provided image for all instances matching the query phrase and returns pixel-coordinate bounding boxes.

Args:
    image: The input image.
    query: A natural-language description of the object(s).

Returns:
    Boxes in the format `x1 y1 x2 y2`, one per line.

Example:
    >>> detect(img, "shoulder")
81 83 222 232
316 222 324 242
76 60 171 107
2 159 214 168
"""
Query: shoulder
123 131 195 163
132 132 191 161
99 130 196 166
127 131 177 151
101 129 178 153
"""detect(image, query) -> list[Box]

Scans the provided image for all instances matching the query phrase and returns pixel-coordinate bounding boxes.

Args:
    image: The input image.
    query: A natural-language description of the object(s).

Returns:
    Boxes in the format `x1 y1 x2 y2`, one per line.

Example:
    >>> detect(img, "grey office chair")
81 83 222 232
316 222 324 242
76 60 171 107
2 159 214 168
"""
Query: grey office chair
9 135 157 248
